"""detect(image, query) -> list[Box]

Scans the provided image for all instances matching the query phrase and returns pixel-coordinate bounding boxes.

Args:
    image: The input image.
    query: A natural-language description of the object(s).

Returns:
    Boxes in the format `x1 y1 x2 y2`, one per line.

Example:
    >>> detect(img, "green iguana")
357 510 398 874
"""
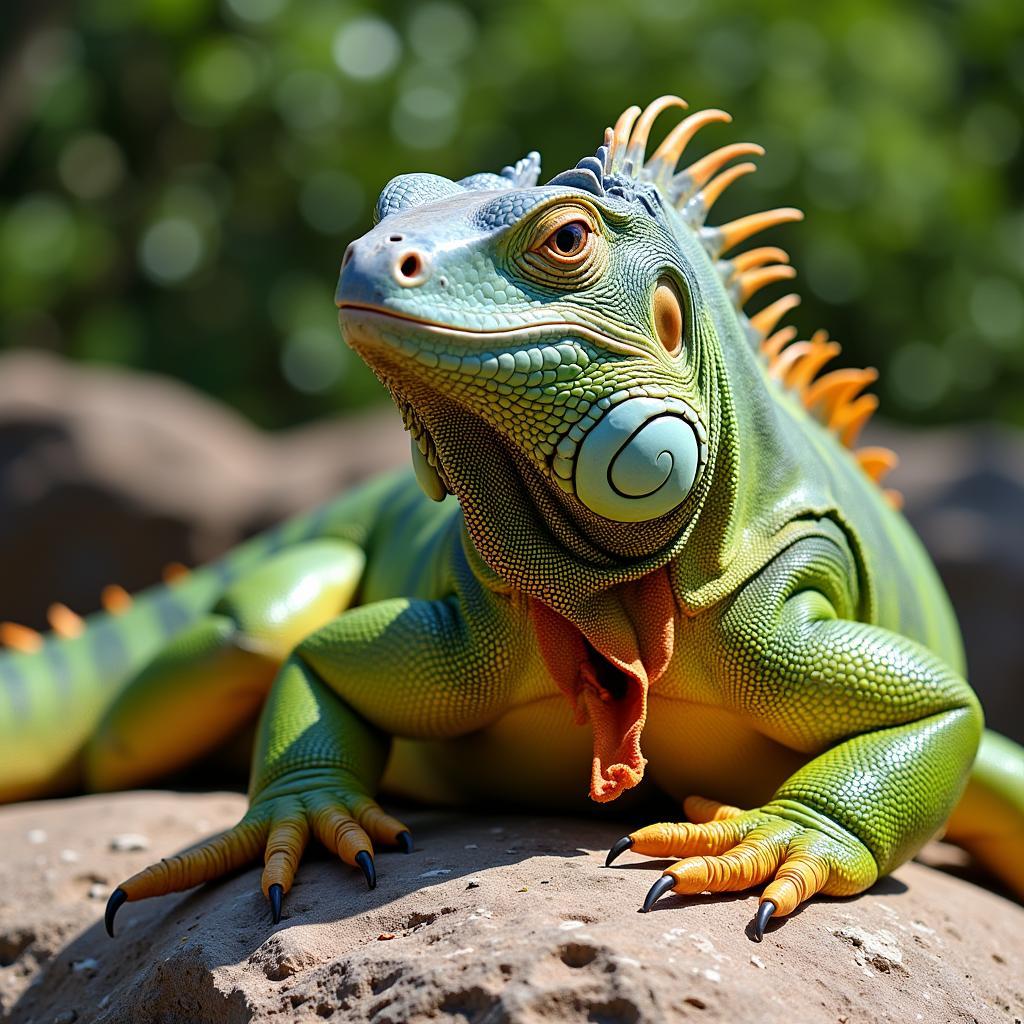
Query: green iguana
2 96 1022 943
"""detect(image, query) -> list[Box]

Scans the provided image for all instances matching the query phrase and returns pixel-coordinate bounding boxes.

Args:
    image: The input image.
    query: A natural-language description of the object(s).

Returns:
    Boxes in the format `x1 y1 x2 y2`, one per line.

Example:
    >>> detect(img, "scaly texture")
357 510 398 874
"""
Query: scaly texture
1 97 1022 941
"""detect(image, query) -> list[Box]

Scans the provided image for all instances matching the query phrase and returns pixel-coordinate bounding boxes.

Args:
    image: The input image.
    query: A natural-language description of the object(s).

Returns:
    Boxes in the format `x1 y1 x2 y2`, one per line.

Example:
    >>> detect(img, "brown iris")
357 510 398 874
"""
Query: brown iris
518 205 605 288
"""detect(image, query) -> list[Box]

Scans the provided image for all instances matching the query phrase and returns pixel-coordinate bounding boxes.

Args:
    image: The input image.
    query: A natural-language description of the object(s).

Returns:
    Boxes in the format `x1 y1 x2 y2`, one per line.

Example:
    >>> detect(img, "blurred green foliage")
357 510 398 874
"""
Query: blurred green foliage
0 0 1022 428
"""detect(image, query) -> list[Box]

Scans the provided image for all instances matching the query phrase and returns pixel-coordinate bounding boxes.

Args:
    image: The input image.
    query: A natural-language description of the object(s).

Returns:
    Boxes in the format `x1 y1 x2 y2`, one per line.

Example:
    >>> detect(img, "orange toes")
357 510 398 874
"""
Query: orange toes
761 852 830 917
683 795 747 823
628 815 748 860
306 791 411 866
116 818 268 905
261 811 310 900
665 834 786 895
105 791 413 936
346 793 411 850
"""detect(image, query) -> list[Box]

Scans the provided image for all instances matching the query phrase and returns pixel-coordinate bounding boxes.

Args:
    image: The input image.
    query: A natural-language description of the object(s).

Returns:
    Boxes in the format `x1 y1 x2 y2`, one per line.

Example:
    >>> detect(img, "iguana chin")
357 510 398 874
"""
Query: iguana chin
1 96 1022 942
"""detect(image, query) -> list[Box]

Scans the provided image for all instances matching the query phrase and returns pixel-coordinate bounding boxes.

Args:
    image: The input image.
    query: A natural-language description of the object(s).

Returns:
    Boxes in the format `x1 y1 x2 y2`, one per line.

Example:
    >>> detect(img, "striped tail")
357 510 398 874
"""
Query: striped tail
0 490 369 803
0 559 242 802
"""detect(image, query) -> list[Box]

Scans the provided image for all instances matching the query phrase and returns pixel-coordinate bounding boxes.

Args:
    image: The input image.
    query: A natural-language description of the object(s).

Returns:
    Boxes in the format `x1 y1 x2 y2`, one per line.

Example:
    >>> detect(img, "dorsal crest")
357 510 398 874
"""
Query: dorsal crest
571 95 900 506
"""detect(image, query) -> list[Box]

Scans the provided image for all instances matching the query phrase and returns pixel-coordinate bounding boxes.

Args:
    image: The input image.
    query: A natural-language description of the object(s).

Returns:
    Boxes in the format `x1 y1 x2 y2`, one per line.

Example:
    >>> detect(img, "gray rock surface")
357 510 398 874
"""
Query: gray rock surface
1 792 1022 1024
0 349 407 628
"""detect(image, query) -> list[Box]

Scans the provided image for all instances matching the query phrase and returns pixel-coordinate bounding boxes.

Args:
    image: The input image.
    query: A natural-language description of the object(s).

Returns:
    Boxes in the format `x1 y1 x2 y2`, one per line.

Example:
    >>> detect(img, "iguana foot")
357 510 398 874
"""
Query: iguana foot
608 795 876 937
105 776 410 936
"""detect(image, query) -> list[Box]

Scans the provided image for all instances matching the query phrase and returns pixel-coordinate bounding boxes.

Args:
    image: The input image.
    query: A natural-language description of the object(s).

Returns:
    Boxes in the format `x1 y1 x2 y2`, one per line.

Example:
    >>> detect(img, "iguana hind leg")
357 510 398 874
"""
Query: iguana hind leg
86 539 364 791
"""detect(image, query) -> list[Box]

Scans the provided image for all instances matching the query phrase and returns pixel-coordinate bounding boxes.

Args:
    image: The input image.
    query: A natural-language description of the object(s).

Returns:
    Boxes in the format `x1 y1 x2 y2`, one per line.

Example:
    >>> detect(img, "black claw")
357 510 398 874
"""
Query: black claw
356 850 377 890
605 835 633 868
752 900 776 942
269 883 283 925
396 830 414 855
105 888 127 938
640 874 675 913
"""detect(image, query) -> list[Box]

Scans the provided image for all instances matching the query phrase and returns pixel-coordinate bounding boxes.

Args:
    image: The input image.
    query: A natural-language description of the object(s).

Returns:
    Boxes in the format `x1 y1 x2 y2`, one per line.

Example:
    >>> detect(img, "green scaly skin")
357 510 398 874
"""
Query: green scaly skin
0 98 1021 940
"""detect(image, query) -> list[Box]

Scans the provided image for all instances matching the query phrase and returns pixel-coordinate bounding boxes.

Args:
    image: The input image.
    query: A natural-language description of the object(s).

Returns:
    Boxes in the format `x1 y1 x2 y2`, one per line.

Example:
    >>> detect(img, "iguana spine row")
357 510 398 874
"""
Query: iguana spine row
590 97 900 500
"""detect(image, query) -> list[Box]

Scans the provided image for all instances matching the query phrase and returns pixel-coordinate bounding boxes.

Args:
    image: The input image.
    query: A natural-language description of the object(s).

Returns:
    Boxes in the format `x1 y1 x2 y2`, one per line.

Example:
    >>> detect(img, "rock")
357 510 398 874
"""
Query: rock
0 793 1021 1023
107 834 150 853
0 349 408 630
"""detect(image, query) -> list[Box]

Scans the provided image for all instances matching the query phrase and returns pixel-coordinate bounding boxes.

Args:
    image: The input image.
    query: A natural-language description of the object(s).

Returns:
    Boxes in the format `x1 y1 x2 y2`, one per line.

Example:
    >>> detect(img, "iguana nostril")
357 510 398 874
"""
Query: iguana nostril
395 251 429 286
341 245 354 269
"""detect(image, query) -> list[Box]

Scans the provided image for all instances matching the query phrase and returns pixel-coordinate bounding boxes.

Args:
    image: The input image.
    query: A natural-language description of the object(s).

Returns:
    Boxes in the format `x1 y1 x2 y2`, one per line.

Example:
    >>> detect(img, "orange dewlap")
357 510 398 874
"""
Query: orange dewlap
530 570 676 803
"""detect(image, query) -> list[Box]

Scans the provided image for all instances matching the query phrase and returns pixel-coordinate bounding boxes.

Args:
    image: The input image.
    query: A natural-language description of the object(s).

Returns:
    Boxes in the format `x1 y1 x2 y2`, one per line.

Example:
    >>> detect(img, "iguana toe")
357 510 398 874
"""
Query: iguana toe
620 793 880 932
605 835 633 867
640 874 675 912
268 882 283 924
103 785 406 934
355 850 377 890
105 887 127 938
752 899 776 942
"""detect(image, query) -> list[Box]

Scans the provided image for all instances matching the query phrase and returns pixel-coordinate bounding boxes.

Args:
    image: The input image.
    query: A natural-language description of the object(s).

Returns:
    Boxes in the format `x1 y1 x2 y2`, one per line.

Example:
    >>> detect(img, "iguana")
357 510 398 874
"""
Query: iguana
2 96 1022 944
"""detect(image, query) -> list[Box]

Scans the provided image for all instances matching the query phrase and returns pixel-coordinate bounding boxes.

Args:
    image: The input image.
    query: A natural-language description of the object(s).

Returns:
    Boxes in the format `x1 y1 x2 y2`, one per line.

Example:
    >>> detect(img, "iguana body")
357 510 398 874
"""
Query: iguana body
1 97 1022 940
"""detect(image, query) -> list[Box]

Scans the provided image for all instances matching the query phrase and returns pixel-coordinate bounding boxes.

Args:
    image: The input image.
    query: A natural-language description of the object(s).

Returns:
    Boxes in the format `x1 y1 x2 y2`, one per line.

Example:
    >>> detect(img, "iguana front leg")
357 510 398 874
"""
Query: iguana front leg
608 536 983 938
106 570 524 934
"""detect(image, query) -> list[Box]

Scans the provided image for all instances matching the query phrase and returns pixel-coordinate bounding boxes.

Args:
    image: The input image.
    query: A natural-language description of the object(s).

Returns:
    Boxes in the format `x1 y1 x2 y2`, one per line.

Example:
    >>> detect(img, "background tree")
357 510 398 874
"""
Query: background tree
1 0 1022 428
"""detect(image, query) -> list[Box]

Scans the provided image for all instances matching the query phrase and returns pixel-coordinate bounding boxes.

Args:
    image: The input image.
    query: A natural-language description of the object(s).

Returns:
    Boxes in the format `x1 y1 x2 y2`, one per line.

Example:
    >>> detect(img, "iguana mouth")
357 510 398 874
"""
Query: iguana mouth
337 303 650 357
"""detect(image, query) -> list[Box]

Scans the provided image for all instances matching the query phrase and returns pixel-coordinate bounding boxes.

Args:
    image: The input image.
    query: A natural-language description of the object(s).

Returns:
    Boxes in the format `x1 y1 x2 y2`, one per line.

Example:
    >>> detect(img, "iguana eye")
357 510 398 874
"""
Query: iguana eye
519 207 605 288
539 220 591 260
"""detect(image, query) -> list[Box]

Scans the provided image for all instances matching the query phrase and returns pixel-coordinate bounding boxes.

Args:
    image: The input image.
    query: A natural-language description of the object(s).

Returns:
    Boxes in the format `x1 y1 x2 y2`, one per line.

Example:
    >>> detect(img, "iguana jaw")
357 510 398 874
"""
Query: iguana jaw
339 303 709 531
339 301 600 504
336 303 650 357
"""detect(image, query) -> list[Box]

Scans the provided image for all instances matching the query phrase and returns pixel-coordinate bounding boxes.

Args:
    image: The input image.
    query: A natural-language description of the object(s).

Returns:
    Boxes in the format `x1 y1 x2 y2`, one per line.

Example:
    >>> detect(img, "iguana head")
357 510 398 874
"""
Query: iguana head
336 96 805 590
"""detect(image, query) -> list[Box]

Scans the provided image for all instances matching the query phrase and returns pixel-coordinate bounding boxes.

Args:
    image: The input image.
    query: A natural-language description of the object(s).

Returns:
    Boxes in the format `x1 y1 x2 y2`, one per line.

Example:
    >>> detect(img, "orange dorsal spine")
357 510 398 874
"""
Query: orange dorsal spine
591 97 902 499
0 622 44 653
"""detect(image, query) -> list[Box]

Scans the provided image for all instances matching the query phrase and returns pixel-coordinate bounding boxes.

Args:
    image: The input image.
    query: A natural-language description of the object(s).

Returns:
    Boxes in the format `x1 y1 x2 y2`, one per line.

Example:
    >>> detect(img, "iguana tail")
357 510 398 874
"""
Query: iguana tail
946 729 1024 899
0 563 228 802
0 485 388 803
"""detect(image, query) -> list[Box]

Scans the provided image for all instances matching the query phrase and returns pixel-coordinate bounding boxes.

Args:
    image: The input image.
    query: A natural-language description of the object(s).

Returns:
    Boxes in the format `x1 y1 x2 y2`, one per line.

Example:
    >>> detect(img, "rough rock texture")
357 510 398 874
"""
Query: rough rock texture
1 349 1022 742
0 349 407 628
1 793 1021 1024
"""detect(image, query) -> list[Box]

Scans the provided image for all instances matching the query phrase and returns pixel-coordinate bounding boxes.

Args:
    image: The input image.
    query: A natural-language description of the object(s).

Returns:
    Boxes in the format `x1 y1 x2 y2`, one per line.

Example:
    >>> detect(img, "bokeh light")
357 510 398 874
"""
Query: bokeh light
0 0 1021 428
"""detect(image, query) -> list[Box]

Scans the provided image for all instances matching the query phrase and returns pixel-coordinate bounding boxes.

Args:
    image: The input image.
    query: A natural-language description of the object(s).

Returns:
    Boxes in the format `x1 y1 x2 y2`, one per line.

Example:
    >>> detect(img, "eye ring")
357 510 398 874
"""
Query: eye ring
519 206 605 289
539 219 591 261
